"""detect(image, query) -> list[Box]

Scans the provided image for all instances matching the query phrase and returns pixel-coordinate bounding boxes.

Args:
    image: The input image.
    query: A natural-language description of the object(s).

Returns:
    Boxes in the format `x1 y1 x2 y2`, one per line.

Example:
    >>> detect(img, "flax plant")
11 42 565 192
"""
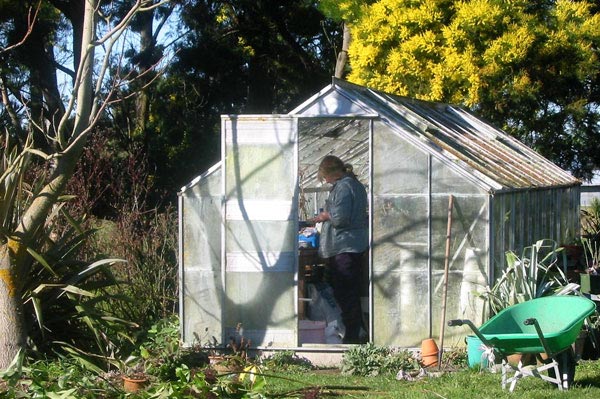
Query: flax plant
481 239 578 315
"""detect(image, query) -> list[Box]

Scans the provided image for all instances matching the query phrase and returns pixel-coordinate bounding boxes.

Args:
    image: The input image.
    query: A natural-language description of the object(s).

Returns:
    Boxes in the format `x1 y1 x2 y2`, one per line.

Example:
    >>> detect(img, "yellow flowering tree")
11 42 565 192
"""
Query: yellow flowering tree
319 0 600 178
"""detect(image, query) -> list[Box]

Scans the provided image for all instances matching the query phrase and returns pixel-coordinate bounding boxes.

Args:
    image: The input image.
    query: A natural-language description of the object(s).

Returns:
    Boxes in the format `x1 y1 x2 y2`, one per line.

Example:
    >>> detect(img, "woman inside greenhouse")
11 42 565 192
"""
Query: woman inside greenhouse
311 155 369 344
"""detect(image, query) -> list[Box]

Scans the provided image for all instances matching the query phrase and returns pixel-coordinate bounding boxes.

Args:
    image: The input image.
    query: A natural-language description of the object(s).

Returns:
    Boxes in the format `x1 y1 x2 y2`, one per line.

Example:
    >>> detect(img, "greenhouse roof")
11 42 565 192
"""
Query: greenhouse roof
290 78 580 193
181 79 579 194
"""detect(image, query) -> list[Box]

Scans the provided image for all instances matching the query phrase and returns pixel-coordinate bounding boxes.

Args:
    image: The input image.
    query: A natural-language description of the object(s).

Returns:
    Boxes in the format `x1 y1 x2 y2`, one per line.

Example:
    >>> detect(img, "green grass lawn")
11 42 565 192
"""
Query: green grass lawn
258 360 600 399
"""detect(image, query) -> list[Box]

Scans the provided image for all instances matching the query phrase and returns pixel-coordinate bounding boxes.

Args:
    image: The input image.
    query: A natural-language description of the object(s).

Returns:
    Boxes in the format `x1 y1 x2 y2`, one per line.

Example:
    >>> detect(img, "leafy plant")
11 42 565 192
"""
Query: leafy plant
261 350 313 373
139 316 207 381
581 199 600 272
12 203 139 370
441 347 468 368
341 343 419 376
582 198 600 239
69 136 179 332
480 239 578 315
227 323 252 360
0 354 121 398
583 236 600 272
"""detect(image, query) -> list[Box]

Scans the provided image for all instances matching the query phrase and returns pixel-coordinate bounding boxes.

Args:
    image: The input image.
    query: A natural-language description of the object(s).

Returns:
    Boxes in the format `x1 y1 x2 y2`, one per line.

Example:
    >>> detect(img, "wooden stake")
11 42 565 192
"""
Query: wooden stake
438 195 454 369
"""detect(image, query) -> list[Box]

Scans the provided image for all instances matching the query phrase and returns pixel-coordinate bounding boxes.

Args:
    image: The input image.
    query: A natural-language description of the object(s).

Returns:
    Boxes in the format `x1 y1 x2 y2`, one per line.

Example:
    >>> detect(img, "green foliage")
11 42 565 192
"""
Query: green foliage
0 355 122 398
582 197 600 239
0 133 149 367
11 200 138 367
480 239 578 315
137 317 208 381
442 347 468 369
320 0 600 178
341 343 419 376
261 350 313 372
7 332 600 398
67 132 179 331
582 236 600 270
0 132 36 234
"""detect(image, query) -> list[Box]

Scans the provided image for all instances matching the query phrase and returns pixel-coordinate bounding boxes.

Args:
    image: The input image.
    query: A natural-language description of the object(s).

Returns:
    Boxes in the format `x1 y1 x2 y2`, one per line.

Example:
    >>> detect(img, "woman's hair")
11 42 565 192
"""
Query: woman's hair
318 155 345 180
344 163 357 178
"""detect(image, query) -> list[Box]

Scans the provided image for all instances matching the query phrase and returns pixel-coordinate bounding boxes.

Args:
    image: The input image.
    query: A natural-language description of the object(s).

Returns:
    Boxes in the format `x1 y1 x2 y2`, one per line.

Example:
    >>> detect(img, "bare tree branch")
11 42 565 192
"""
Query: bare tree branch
0 1 41 55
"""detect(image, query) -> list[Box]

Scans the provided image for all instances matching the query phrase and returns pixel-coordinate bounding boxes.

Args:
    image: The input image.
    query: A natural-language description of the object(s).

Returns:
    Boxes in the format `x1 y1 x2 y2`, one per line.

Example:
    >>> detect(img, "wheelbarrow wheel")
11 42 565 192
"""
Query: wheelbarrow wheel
548 347 576 389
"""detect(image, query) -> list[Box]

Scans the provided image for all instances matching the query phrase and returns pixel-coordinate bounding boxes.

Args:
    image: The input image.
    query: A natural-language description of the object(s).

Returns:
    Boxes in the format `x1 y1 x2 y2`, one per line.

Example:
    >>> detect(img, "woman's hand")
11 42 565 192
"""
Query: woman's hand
311 211 330 223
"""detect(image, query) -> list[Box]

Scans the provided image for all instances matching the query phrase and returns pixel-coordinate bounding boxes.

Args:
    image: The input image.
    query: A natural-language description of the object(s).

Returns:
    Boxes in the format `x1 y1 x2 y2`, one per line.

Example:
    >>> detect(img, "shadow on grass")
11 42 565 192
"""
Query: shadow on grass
272 385 371 398
574 377 600 389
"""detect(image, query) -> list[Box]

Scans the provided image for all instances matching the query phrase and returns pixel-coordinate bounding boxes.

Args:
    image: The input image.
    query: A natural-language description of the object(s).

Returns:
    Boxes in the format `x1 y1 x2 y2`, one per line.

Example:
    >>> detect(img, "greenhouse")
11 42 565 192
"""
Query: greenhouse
178 78 580 350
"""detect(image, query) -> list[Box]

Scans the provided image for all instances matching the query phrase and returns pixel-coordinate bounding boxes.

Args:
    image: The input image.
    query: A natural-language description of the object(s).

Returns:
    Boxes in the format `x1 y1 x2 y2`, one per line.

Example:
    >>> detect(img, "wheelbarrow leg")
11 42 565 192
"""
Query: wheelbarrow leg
502 356 564 391
548 347 576 390
501 359 507 389
560 347 576 389
501 357 524 391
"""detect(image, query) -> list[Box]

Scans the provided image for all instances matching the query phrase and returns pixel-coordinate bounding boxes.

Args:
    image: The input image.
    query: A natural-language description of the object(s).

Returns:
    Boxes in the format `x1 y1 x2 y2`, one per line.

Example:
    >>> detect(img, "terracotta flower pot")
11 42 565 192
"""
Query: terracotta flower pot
208 355 243 374
421 338 439 368
122 375 149 392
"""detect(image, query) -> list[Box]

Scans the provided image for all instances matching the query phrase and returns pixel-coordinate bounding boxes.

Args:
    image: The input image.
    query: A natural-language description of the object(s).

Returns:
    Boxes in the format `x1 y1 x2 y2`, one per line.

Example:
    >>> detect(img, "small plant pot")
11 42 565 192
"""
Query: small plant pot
420 338 439 368
580 273 600 294
122 375 149 392
208 355 243 374
506 353 536 366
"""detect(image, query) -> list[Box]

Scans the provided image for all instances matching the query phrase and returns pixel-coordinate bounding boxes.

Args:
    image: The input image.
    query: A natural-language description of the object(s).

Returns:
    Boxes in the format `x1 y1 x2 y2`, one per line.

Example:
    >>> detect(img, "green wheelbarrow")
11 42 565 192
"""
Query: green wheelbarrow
449 295 596 391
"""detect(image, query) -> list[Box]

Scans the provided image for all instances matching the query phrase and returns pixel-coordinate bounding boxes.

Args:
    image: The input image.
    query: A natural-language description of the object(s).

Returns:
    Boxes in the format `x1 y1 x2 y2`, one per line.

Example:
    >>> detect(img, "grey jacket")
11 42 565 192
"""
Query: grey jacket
318 174 369 258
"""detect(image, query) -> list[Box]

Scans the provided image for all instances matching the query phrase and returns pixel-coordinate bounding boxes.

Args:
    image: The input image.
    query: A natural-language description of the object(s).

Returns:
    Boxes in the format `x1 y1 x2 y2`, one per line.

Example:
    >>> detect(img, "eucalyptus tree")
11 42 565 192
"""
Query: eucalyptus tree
319 0 600 179
0 0 171 370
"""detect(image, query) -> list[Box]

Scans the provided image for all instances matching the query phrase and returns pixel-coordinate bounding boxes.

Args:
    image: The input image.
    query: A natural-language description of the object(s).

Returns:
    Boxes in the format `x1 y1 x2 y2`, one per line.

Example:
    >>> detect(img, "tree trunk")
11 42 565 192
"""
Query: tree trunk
0 0 97 370
134 10 155 136
0 243 26 370
335 22 351 79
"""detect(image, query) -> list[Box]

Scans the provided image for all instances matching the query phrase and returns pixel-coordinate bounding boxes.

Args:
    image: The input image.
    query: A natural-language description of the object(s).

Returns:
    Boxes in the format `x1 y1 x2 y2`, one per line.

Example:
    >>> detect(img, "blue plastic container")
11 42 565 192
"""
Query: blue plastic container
466 335 491 369
298 233 319 248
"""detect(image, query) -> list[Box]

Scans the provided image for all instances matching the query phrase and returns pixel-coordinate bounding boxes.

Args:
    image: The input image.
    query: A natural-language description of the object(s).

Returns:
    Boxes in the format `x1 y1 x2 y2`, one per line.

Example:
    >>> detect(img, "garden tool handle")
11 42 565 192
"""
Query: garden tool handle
523 317 553 356
448 319 494 349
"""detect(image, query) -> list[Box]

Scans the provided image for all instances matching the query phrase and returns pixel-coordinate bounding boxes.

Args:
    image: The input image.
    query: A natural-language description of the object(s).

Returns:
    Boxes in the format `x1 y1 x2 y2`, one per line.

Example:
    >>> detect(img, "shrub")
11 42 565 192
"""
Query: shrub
67 131 179 331
341 343 418 376
261 350 313 372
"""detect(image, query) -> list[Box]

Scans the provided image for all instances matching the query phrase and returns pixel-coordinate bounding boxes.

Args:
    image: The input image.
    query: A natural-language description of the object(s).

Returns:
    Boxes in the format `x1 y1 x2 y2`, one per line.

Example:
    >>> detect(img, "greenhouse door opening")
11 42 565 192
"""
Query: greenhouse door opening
296 118 372 346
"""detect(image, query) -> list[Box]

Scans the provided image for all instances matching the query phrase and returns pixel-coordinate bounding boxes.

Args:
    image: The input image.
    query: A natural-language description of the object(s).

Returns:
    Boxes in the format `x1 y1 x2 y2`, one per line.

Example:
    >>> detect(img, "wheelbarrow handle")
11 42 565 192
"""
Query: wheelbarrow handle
448 319 494 349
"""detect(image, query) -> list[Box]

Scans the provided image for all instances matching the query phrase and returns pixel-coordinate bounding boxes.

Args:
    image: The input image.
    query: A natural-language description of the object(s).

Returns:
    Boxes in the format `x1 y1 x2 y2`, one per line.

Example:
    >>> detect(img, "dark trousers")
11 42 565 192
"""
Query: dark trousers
328 252 365 344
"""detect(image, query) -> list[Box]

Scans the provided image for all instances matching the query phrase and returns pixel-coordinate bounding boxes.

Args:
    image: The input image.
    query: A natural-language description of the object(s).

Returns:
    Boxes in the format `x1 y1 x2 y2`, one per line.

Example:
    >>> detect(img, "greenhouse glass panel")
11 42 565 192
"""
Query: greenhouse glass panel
373 121 428 195
373 196 429 247
372 121 430 346
180 166 223 345
431 158 481 194
430 195 489 336
222 116 298 347
224 272 296 347
225 144 294 201
372 245 429 346
225 221 296 256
